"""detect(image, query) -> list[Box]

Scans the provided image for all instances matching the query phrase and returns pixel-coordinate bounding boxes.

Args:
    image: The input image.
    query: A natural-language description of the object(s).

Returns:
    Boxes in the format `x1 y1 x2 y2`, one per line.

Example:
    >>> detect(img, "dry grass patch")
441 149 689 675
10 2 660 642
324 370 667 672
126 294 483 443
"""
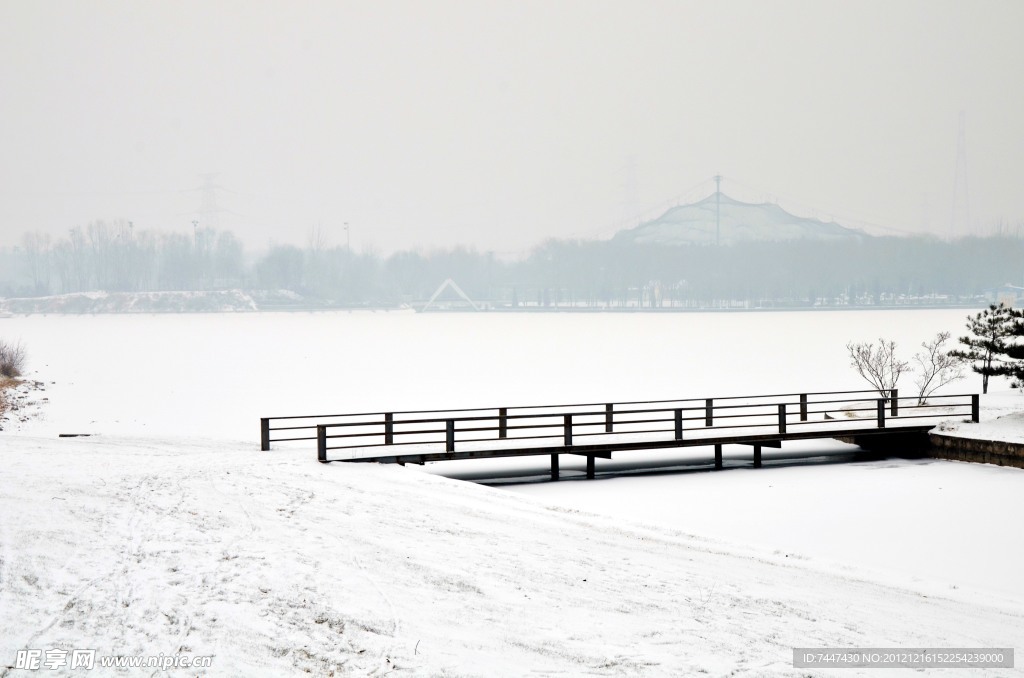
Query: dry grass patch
0 377 12 418
0 340 26 378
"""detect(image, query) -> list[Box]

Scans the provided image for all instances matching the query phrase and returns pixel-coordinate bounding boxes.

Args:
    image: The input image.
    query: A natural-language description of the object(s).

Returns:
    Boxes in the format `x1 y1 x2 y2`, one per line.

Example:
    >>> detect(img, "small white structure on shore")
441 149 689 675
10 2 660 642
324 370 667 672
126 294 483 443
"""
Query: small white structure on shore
420 278 480 312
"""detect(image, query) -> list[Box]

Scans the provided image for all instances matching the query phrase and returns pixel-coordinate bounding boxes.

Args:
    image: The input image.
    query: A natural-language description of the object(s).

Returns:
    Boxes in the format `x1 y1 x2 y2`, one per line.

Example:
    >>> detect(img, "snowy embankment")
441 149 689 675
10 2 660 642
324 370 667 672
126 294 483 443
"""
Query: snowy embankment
0 290 316 315
935 392 1024 442
1 433 1022 677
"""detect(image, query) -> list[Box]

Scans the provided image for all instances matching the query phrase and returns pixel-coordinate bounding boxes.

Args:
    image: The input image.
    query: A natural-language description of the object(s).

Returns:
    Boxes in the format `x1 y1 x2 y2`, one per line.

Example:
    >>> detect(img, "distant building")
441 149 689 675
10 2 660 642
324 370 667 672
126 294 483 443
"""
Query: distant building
989 284 1024 307
613 193 865 247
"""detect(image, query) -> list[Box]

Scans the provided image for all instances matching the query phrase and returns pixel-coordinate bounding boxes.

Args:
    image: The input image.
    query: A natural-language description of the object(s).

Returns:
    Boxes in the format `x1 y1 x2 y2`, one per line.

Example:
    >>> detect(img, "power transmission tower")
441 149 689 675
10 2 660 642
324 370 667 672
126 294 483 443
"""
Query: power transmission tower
620 156 640 227
951 112 970 238
198 173 223 229
714 174 722 246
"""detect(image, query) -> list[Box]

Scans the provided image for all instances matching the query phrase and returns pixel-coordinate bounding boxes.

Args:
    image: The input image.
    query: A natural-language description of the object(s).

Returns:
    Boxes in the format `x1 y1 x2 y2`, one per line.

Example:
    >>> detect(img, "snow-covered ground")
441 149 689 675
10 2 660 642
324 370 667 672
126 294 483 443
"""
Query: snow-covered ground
1 434 1021 677
479 392 1024 605
938 392 1024 443
1 309 1022 676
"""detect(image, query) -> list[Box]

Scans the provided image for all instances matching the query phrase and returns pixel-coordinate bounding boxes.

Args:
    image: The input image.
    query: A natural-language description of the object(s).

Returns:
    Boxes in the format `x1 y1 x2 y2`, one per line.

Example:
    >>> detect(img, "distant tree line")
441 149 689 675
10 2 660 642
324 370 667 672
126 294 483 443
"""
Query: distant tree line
1 221 246 296
1 222 1023 308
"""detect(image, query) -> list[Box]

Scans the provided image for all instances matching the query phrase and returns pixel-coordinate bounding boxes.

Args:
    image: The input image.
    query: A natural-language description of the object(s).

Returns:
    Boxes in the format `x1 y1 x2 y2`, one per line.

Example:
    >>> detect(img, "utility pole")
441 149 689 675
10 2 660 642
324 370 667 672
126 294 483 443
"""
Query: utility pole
344 222 350 254
714 174 722 246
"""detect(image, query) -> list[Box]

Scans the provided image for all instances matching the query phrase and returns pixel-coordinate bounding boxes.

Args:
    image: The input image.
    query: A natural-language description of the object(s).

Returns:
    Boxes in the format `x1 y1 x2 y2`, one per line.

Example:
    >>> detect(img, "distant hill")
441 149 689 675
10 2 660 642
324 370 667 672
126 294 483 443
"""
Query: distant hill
613 193 866 246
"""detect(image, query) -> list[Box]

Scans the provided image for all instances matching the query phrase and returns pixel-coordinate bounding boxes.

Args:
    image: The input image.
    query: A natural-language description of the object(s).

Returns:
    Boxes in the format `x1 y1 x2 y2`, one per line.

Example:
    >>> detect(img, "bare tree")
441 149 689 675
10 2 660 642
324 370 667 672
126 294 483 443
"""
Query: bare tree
21 231 52 294
846 338 908 398
912 332 965 405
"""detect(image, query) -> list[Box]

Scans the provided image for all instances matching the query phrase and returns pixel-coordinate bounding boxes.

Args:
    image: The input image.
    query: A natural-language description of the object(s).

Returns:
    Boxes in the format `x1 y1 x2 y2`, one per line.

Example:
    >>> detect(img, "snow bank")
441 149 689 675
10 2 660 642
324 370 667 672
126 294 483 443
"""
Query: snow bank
1 434 1021 677
935 392 1024 443
0 291 260 315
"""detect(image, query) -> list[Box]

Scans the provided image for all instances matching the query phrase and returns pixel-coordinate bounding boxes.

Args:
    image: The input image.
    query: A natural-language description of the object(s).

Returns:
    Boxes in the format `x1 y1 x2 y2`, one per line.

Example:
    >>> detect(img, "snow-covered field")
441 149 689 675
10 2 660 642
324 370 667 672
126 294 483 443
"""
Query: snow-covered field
1 309 1022 676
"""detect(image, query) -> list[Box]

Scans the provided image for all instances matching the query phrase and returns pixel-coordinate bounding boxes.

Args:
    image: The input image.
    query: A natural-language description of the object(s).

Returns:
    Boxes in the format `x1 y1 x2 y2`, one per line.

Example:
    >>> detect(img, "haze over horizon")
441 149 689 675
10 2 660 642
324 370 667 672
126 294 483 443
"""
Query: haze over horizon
2 0 1023 256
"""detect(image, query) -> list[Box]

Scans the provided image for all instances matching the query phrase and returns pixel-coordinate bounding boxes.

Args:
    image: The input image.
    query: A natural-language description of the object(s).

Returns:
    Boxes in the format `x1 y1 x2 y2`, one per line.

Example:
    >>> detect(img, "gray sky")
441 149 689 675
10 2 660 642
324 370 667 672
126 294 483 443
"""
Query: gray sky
2 0 1022 255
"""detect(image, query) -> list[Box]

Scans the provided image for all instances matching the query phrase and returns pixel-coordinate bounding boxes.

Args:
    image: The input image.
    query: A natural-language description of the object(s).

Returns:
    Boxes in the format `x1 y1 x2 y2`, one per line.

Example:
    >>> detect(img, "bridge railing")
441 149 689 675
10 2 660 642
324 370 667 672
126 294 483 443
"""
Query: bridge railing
259 390 980 460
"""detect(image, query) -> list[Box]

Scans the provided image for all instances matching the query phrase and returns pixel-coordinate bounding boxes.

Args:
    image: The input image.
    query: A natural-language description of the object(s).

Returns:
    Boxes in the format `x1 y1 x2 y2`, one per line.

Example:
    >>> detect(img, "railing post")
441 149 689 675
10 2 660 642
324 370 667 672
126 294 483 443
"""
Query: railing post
499 408 507 438
674 408 683 440
799 394 808 422
605 404 613 433
260 417 270 451
317 425 327 463
564 414 573 447
446 419 455 452
890 389 898 417
972 394 980 423
705 399 713 427
385 413 394 445
778 403 787 435
877 399 886 428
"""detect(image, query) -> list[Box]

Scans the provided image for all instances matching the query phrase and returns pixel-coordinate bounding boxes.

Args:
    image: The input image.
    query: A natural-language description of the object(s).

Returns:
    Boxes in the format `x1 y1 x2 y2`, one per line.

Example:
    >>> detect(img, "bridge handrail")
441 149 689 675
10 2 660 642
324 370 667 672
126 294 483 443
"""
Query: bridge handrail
258 390 981 458
263 388 889 421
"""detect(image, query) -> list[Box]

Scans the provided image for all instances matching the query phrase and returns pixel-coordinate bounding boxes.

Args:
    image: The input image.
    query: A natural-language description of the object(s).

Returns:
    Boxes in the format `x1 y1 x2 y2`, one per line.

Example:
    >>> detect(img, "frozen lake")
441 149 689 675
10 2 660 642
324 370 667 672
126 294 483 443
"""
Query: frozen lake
2 307 982 440
4 306 1022 601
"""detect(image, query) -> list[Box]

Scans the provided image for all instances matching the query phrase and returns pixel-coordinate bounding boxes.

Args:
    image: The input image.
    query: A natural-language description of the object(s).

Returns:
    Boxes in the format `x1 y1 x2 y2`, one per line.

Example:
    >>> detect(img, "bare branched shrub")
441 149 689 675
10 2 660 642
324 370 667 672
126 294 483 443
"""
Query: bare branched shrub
846 338 908 398
913 332 966 405
0 340 27 378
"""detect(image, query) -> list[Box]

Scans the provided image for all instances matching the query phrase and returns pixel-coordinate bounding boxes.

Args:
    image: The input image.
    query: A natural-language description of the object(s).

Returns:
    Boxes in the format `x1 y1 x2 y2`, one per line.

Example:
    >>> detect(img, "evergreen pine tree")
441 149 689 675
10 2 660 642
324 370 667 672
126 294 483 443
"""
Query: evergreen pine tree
996 307 1024 386
948 303 1016 394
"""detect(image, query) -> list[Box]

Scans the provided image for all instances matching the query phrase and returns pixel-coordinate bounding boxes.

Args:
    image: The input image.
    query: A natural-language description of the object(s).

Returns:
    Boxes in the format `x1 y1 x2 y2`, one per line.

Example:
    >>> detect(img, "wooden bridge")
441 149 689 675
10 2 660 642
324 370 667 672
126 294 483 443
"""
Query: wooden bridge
261 389 980 480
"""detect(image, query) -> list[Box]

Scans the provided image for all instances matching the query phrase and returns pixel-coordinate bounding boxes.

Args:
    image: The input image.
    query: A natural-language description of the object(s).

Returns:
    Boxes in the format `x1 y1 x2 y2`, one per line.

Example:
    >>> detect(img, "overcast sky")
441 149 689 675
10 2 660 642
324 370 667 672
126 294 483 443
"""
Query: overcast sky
2 0 1022 255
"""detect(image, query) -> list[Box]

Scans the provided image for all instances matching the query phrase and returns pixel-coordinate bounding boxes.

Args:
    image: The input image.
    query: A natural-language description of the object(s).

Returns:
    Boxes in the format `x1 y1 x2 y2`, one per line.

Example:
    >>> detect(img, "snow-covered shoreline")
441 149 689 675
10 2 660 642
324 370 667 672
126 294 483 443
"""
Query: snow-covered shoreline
935 393 1024 444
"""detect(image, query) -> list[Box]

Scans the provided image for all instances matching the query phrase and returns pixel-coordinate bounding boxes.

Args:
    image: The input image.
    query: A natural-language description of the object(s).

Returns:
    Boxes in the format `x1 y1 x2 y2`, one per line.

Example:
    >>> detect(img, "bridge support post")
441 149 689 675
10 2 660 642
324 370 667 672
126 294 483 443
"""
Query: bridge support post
778 404 787 434
317 425 327 463
972 394 980 423
705 399 713 427
586 455 595 479
674 408 683 440
714 444 722 469
385 413 394 445
261 418 270 451
605 404 613 433
499 408 507 438
753 444 762 468
446 419 455 452
891 389 899 417
877 399 886 428
551 454 560 480
564 414 573 447
799 394 808 422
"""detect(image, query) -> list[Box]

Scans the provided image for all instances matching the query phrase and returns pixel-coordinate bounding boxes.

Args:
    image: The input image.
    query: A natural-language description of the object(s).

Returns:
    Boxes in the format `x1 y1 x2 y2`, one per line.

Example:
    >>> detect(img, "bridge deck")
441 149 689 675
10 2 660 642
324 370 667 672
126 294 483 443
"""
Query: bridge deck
328 423 938 465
